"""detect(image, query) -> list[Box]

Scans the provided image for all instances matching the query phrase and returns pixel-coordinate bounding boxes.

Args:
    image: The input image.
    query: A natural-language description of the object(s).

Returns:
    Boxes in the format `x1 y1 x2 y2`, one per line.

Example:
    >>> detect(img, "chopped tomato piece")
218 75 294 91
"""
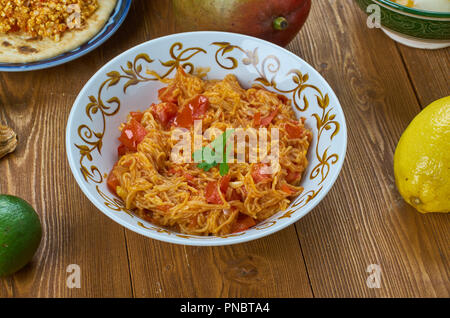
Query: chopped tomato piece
205 181 223 204
150 102 178 127
231 214 256 233
118 144 128 157
168 168 194 182
260 108 279 127
118 118 147 152
286 170 301 184
254 109 279 127
281 184 295 195
251 163 272 184
205 175 231 204
175 103 194 128
174 95 209 128
158 84 178 104
167 167 179 175
192 95 209 118
130 111 144 123
285 123 305 139
220 175 231 193
107 169 120 196
253 112 261 127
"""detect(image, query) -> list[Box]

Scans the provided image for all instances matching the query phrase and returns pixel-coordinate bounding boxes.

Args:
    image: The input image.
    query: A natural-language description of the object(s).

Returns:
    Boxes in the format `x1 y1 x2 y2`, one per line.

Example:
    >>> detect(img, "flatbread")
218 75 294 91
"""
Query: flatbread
0 0 117 63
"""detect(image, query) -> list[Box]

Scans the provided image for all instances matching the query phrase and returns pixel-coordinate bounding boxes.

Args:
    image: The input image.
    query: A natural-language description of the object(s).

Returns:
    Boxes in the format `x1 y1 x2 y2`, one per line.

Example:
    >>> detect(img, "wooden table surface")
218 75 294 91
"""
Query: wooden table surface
0 0 449 298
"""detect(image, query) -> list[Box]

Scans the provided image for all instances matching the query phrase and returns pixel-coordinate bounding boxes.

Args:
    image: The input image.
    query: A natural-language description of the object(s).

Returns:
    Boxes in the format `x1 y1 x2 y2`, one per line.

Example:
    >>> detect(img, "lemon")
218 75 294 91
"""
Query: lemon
394 96 450 213
0 195 42 276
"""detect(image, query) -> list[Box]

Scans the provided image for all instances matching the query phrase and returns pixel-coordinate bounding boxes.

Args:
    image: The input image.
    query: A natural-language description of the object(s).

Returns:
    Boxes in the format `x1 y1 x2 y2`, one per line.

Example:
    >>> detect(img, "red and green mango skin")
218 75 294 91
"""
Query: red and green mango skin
173 0 312 47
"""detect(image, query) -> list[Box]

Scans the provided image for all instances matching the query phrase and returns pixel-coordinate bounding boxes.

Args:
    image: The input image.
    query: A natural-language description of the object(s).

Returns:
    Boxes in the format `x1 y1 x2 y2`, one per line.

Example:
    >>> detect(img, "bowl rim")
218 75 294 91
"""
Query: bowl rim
66 31 348 246
376 0 450 18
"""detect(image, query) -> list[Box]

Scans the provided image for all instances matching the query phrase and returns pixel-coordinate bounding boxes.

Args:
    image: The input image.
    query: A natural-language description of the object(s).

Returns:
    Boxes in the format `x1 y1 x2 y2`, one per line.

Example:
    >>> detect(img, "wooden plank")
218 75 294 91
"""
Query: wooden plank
288 0 449 297
126 228 313 298
1 0 448 298
122 0 313 299
0 36 133 298
397 44 450 108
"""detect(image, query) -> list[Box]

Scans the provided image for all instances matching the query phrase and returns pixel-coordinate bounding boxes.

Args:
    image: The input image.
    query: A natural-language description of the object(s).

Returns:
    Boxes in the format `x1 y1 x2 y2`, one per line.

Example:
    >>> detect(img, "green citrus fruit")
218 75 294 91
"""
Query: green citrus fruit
0 195 42 276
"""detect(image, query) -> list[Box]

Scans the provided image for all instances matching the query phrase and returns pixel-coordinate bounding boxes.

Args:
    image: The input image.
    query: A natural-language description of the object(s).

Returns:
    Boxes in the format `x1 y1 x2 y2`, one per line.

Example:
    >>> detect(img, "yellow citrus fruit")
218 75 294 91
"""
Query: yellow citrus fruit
394 96 450 213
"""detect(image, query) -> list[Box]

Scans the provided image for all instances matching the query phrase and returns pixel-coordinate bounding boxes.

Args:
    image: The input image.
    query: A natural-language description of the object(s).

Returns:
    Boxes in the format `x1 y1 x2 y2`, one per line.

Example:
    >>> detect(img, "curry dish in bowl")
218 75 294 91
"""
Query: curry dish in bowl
107 67 313 236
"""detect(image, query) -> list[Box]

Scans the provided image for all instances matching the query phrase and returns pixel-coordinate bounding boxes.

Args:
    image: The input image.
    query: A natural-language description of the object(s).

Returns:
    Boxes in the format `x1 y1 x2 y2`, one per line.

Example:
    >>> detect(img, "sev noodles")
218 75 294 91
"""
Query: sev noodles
107 67 312 236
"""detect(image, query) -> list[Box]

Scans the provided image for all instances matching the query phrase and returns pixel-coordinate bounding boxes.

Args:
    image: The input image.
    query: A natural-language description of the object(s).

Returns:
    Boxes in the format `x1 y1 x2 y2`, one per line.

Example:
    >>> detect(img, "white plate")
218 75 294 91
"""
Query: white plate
0 0 132 72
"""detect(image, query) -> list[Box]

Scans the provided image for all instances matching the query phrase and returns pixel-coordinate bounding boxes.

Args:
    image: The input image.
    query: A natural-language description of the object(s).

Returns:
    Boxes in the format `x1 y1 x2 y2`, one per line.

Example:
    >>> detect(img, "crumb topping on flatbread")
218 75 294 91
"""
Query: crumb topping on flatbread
0 0 117 63
0 0 99 41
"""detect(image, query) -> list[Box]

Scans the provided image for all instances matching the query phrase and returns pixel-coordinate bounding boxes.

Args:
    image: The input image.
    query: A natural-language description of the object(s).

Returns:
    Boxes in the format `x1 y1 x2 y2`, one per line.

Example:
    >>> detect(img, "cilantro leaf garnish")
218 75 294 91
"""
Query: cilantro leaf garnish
219 162 230 176
194 129 234 176
197 161 217 172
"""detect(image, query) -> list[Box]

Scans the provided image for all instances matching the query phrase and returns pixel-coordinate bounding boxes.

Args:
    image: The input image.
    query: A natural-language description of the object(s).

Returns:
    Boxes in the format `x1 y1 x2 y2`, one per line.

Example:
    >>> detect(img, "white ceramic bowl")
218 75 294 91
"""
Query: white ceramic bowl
66 31 347 246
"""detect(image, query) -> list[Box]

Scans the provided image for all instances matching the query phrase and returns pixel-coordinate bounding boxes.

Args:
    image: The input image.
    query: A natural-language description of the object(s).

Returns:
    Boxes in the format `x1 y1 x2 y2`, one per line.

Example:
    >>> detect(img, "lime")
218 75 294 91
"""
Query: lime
394 96 450 213
0 195 42 276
